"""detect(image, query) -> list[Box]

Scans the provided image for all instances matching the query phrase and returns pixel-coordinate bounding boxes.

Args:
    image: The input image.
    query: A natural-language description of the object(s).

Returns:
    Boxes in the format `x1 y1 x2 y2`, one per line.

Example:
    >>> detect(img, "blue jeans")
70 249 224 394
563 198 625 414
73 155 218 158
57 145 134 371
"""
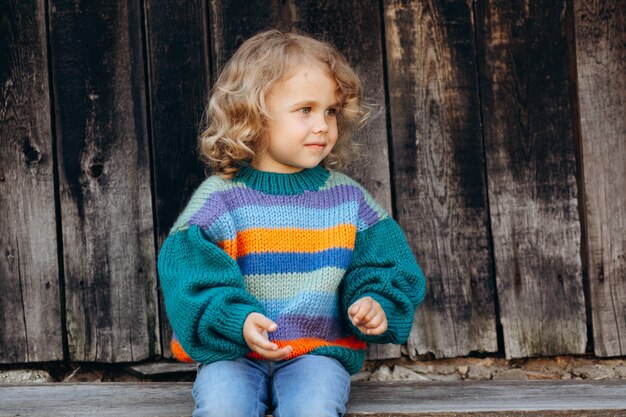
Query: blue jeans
192 355 351 417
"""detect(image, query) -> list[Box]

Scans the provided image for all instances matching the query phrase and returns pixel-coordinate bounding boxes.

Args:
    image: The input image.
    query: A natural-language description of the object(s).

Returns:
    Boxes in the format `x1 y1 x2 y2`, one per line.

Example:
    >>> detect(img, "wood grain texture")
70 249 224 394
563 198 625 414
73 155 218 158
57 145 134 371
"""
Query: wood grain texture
573 0 626 357
475 0 587 358
208 0 283 72
145 0 210 359
384 0 497 358
209 0 398 359
1 381 626 416
49 0 159 362
0 0 63 363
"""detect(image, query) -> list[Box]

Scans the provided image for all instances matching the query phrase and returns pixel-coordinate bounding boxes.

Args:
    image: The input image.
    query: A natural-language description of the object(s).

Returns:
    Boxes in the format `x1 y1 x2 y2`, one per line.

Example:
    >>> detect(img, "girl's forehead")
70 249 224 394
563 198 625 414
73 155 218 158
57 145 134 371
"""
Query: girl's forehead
268 68 340 106
274 64 337 91
282 60 332 80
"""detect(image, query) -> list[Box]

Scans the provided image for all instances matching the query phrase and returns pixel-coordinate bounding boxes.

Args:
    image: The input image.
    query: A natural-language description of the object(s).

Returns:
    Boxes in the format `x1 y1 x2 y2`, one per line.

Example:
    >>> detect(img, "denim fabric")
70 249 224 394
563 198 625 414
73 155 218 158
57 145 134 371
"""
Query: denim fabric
192 355 351 417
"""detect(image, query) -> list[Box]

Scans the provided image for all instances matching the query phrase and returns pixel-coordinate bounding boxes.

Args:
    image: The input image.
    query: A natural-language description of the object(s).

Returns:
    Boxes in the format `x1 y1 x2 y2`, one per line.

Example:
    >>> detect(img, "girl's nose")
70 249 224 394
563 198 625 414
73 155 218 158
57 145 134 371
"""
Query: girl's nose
313 115 329 134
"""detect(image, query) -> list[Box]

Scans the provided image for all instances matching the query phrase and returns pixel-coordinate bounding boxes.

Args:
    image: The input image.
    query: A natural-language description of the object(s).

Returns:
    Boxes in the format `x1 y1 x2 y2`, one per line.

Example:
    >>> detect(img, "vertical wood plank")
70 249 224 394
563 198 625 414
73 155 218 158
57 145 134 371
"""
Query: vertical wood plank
573 0 626 357
209 0 398 359
0 0 63 363
50 0 159 362
476 0 587 358
209 1 279 72
384 0 498 358
145 0 210 359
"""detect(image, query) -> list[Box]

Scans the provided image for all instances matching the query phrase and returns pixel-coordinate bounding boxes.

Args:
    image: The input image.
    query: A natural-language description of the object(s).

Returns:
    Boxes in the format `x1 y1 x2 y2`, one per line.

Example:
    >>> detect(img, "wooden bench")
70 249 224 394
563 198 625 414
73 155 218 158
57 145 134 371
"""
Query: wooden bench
1 380 626 416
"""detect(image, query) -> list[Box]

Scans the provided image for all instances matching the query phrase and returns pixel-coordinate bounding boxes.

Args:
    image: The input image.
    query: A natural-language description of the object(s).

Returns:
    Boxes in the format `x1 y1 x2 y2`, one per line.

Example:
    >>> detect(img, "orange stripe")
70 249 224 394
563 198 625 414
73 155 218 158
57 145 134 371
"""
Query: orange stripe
216 240 238 260
171 339 194 363
217 225 357 258
247 336 366 360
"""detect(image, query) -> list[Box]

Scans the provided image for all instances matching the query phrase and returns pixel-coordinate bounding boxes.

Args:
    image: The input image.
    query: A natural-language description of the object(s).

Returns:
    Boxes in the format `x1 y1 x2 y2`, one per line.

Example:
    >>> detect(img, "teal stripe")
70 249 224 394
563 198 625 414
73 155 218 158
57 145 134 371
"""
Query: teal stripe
244 267 345 299
310 347 365 375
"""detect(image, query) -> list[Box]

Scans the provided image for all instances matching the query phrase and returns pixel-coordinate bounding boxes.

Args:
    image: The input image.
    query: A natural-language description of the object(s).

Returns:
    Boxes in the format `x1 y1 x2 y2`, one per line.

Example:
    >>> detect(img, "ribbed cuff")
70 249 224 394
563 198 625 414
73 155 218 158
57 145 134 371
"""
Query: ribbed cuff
215 303 265 346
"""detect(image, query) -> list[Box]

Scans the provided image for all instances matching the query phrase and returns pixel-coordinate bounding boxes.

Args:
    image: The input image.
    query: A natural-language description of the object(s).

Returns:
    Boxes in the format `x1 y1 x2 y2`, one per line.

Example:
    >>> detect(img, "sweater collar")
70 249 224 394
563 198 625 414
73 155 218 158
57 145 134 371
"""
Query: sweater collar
234 164 330 195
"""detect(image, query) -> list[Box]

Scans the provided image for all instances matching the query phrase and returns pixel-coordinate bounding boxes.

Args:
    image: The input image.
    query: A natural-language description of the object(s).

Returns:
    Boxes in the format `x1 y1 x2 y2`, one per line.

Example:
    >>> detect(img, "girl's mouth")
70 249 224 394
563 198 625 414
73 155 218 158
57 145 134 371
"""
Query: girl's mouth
305 144 326 150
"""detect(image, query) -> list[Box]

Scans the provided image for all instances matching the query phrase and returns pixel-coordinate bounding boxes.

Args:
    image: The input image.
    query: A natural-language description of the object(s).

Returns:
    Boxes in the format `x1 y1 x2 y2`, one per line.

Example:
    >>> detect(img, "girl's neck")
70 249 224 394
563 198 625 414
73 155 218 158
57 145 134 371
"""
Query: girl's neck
249 158 304 174
234 164 330 195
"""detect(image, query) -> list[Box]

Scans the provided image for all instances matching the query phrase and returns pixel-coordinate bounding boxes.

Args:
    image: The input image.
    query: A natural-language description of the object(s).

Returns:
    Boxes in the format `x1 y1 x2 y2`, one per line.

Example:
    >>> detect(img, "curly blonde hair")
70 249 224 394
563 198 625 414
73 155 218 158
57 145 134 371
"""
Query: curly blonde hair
198 29 370 178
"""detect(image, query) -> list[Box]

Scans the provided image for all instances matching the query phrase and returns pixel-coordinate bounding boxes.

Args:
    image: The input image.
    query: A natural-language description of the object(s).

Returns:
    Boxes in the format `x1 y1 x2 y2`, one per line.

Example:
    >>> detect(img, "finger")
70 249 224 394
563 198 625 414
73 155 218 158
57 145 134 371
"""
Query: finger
349 299 366 321
366 320 388 336
249 331 279 351
348 299 363 317
253 315 278 332
361 306 379 324
352 300 372 324
356 324 369 335
362 311 383 328
255 345 293 361
357 324 377 335
272 346 293 361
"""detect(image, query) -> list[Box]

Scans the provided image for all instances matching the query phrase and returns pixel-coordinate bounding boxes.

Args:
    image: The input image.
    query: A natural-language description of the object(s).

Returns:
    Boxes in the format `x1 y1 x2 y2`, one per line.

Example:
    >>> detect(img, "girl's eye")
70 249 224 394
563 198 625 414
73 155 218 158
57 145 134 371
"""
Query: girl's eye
298 107 312 114
326 108 338 116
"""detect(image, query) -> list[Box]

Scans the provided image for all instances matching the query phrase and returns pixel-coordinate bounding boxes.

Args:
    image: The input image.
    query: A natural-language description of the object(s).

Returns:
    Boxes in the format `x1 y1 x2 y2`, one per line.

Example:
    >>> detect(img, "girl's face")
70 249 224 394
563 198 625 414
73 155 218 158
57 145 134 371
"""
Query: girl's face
251 64 340 173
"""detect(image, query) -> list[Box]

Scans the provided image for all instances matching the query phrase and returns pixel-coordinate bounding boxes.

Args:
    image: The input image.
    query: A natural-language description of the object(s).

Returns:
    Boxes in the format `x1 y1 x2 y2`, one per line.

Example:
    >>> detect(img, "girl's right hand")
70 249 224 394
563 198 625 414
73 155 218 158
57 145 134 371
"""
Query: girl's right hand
243 313 293 361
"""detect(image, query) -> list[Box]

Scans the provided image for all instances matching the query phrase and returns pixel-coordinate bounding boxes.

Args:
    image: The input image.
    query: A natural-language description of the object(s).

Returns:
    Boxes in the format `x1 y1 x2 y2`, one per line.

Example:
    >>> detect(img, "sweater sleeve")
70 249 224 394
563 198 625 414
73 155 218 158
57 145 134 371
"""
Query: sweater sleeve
158 224 266 362
341 216 426 344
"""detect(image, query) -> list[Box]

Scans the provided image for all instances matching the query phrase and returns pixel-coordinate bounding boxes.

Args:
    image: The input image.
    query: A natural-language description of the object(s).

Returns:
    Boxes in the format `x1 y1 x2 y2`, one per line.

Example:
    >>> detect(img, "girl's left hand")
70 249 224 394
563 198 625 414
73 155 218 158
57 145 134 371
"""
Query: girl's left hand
348 296 388 336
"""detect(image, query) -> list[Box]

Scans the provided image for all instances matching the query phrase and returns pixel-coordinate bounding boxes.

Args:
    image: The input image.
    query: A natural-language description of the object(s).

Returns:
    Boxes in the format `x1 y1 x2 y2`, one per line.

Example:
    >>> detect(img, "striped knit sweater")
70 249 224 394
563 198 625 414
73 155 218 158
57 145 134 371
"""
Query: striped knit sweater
158 164 426 374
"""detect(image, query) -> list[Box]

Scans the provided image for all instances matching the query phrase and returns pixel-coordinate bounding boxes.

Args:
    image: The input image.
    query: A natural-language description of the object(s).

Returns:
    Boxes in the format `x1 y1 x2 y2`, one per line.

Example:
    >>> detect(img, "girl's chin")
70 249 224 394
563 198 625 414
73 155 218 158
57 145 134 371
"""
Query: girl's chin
252 156 327 173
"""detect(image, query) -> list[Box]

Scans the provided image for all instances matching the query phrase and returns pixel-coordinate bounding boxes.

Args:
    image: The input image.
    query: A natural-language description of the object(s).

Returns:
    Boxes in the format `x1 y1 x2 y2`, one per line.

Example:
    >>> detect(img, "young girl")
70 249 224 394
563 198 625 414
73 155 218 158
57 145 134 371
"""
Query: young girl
158 29 426 417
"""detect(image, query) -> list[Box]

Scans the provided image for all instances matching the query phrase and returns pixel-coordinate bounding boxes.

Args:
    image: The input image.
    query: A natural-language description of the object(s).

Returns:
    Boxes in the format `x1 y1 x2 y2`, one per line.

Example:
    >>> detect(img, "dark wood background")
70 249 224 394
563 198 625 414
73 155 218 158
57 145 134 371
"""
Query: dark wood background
1 0 624 364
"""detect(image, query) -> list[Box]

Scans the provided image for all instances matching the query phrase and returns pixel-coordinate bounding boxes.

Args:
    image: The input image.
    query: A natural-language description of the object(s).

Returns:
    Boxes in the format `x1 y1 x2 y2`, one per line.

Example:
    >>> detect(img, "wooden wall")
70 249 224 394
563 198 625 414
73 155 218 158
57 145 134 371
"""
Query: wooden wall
0 0 624 364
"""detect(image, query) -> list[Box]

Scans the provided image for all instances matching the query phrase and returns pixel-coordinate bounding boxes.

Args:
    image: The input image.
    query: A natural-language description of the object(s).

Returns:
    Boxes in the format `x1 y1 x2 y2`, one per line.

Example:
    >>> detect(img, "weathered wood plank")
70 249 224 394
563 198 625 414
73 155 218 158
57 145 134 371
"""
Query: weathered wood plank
209 0 398 359
1 381 626 416
349 380 626 414
49 0 159 362
126 362 196 378
208 0 282 71
0 0 63 363
475 0 586 358
383 0 497 359
144 0 210 359
145 0 210 246
573 0 626 357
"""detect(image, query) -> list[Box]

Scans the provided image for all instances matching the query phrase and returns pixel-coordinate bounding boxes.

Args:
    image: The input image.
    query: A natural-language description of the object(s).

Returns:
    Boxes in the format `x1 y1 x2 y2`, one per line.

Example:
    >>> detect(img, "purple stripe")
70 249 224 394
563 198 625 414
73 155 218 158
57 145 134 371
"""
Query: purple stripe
269 315 344 341
358 200 381 228
190 184 373 230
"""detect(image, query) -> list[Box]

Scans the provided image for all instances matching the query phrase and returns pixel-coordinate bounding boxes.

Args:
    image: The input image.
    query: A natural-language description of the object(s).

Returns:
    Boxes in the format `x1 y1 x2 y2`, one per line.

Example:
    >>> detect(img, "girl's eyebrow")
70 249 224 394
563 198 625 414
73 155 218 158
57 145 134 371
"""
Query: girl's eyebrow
291 99 341 108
